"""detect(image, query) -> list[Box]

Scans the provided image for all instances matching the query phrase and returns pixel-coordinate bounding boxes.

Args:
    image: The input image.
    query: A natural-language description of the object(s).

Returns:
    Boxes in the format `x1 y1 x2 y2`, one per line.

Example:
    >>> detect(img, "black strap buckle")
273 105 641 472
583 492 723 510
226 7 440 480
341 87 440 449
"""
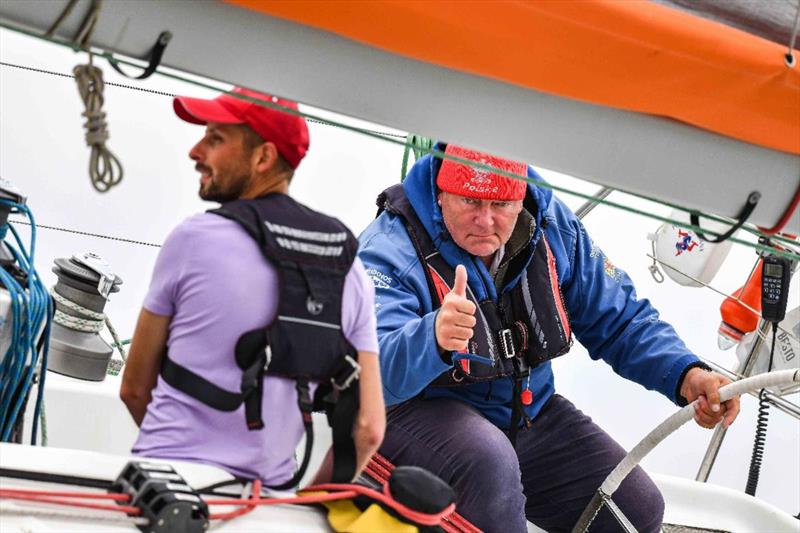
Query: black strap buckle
240 345 270 398
499 328 515 359
296 379 314 416
262 345 273 372
331 354 361 391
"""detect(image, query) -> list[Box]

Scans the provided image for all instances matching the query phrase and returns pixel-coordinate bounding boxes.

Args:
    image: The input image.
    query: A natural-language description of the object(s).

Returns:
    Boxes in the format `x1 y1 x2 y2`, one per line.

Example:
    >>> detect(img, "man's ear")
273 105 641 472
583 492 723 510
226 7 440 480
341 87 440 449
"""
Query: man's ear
253 142 279 174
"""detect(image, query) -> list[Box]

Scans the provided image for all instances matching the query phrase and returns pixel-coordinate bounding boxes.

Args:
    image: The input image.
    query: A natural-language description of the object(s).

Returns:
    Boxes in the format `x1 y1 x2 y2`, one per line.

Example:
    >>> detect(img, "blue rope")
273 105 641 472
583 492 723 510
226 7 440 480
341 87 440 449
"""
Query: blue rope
0 200 52 443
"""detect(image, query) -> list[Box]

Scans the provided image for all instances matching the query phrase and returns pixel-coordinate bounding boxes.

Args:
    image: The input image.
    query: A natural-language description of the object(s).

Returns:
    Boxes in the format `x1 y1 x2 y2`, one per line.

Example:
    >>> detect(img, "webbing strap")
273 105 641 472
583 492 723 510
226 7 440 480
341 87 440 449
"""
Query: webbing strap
267 379 315 490
161 355 242 411
241 353 266 430
329 384 359 483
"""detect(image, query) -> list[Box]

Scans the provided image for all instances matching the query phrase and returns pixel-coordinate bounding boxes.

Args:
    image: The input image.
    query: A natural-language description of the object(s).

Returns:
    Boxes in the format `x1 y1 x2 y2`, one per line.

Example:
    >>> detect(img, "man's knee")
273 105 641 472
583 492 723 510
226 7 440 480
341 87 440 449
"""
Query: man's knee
454 429 520 489
381 399 527 532
449 429 527 532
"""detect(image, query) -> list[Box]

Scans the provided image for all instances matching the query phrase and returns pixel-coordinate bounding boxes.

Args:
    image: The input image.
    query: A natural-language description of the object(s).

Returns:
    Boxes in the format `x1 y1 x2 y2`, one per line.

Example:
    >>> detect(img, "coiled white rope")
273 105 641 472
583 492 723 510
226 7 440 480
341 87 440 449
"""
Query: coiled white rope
50 290 127 362
73 60 124 193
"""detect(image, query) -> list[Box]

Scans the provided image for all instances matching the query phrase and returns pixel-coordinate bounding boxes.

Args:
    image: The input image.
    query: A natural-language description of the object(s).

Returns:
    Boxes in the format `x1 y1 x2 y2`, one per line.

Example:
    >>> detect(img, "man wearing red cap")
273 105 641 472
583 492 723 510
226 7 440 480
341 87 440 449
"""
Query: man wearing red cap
121 88 385 488
358 143 739 532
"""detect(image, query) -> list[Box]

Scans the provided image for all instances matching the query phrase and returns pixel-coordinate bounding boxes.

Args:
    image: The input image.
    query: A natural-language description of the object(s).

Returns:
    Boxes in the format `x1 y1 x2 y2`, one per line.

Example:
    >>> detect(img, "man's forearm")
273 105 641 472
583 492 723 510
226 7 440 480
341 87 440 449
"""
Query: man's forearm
353 351 385 477
122 393 151 427
378 312 450 404
120 309 172 427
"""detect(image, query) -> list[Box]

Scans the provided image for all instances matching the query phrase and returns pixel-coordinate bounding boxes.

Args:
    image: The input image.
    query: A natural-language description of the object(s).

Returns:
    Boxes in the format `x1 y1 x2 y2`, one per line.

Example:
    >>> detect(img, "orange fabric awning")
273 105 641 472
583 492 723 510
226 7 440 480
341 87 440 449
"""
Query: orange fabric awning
226 0 800 155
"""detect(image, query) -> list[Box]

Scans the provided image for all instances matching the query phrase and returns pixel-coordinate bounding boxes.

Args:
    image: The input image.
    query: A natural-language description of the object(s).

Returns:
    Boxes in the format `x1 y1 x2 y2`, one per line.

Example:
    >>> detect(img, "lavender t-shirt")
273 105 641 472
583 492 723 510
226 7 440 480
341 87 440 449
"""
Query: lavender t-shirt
132 213 378 485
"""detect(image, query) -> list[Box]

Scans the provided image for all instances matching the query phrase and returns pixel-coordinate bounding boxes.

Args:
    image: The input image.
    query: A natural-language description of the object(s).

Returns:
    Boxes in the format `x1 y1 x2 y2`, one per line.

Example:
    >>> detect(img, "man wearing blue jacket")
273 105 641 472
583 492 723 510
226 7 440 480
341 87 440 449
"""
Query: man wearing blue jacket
357 143 740 532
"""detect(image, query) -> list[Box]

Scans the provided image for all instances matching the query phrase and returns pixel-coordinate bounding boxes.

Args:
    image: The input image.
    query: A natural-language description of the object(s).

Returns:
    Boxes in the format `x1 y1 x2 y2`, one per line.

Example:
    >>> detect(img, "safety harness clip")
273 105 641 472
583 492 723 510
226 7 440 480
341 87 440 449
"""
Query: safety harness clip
331 354 361 391
499 328 516 359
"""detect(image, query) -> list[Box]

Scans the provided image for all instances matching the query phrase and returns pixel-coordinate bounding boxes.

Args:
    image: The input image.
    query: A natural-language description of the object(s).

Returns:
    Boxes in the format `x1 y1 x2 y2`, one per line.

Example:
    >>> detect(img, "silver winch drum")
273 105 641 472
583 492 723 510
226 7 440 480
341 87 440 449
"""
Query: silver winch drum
47 253 122 381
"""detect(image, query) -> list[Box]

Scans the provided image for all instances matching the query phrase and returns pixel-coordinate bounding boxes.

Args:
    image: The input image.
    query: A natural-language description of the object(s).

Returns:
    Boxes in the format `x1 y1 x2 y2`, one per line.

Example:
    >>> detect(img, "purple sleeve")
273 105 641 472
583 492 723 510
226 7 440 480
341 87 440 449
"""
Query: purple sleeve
142 221 193 317
341 257 379 354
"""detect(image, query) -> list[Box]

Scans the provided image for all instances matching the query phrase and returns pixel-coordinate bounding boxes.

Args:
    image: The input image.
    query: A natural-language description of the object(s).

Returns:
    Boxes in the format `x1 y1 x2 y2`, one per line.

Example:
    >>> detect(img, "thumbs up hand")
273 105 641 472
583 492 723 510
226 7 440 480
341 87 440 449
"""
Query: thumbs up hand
434 265 477 353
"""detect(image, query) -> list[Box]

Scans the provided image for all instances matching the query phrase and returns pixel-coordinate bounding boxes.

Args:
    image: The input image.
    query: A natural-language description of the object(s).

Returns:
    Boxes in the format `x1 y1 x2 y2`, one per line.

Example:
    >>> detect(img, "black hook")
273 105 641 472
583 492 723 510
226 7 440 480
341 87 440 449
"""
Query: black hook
690 191 761 243
107 30 172 80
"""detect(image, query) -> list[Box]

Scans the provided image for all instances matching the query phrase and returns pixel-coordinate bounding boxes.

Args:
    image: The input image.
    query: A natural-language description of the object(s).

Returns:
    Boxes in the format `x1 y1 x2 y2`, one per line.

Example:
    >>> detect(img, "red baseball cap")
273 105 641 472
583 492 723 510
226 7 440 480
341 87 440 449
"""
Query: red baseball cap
436 144 527 201
174 87 310 169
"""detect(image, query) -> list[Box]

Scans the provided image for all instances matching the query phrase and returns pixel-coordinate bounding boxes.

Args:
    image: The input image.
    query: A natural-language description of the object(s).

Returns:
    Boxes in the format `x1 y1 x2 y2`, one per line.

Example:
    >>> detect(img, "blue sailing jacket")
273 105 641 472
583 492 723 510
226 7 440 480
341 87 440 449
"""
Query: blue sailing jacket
358 153 700 428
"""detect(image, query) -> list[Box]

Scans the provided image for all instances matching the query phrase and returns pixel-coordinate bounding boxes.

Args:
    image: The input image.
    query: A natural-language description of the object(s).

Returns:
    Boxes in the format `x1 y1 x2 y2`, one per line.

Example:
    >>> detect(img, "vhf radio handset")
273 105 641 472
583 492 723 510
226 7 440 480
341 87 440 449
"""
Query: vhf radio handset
760 255 791 324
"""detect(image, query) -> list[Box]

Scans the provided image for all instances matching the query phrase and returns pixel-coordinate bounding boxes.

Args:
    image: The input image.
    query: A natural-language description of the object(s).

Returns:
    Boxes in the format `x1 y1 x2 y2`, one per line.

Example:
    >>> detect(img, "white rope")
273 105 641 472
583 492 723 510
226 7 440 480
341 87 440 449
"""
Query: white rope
50 289 128 362
0 501 150 526
51 291 104 332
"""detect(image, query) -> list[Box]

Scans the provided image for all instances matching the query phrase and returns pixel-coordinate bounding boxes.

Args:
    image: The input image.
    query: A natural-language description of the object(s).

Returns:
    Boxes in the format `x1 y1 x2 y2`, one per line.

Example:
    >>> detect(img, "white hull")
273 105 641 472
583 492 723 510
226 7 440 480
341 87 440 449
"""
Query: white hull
2 443 798 532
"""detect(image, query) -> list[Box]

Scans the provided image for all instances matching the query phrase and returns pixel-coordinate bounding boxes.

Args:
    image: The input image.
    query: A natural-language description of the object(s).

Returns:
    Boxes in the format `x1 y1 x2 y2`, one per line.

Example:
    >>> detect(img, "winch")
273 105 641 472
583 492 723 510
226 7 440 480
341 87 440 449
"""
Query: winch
47 252 123 381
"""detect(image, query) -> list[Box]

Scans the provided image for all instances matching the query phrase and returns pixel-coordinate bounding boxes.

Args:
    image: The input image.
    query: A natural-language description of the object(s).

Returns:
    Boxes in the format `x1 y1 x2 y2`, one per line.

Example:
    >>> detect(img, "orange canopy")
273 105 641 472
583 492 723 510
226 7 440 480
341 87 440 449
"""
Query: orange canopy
226 0 800 155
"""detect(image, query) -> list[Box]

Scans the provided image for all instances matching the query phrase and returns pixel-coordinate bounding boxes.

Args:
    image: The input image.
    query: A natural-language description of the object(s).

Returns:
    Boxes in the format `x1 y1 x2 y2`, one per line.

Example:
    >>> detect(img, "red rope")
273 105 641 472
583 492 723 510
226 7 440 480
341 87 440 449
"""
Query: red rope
0 490 140 515
367 454 394 480
364 454 482 533
208 479 261 520
306 483 456 527
0 488 130 501
206 490 358 508
0 455 482 533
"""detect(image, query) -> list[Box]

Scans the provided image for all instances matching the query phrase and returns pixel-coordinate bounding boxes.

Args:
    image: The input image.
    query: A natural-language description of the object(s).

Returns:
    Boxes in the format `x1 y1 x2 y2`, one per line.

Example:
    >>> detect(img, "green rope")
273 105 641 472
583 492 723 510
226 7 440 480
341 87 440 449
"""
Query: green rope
111 338 131 348
400 134 433 181
1 20 797 260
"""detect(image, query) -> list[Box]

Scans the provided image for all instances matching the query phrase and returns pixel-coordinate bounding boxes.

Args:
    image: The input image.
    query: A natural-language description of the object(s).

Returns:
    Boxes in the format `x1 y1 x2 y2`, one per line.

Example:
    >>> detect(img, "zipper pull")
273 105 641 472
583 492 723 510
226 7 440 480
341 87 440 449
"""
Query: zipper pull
520 375 533 405
520 388 533 406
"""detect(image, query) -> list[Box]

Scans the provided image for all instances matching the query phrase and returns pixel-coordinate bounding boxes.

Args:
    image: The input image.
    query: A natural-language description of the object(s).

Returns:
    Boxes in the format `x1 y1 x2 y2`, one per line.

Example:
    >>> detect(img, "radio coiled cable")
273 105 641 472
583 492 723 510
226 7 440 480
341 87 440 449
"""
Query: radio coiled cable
744 326 777 496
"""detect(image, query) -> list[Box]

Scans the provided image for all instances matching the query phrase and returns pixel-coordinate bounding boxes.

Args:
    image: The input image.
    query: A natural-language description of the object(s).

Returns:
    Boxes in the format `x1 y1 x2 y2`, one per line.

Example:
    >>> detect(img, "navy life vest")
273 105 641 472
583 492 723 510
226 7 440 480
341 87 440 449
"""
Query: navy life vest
161 193 361 488
378 184 572 439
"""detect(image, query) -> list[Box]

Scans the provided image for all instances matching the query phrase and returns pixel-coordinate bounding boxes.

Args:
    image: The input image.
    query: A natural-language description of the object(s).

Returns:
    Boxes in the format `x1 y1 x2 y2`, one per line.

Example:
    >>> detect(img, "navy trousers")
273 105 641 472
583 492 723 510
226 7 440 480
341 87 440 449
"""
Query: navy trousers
380 394 664 533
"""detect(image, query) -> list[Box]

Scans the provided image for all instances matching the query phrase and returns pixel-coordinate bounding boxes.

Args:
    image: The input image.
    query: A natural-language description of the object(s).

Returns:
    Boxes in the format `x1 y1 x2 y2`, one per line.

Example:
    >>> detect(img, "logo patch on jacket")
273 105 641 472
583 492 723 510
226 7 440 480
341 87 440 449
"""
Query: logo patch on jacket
590 243 623 282
367 268 394 289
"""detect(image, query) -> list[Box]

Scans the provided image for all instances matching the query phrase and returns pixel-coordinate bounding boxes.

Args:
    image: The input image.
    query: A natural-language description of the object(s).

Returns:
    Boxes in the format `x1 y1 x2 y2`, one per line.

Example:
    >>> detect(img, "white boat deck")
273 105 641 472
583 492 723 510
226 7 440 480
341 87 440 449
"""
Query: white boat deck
2 443 798 532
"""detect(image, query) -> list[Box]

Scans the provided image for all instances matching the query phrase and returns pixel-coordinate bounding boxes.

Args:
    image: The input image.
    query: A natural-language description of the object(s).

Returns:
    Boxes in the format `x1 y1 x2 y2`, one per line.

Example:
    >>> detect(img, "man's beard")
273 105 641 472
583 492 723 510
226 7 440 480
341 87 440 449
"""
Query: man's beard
198 166 251 203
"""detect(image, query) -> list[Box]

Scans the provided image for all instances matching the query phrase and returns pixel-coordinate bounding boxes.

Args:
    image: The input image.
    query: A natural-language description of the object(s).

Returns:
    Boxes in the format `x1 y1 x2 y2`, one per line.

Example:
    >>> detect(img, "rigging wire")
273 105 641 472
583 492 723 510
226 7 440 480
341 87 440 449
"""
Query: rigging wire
0 31 798 257
647 253 799 344
0 61 406 140
6 218 161 248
